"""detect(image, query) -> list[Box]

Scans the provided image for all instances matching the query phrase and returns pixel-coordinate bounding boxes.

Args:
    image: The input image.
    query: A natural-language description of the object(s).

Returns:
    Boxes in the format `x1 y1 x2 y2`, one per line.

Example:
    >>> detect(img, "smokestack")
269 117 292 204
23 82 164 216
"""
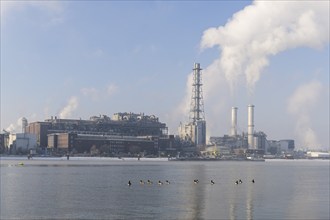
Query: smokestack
248 105 254 149
231 107 238 136
22 117 28 133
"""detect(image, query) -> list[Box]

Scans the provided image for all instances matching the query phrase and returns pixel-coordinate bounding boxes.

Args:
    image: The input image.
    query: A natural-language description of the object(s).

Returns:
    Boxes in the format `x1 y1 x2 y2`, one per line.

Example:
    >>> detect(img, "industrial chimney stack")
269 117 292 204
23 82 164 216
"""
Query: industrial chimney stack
22 117 28 133
247 105 255 149
231 107 238 136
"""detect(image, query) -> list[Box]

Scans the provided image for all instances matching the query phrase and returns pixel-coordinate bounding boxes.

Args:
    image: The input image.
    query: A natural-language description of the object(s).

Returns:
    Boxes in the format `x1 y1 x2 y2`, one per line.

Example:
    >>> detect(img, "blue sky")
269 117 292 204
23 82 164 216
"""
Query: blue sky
1 1 329 150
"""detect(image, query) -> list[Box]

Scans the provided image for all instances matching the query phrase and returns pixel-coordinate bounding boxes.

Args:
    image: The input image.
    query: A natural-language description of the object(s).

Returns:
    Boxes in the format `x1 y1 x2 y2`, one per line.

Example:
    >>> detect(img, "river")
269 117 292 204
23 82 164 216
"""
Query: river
1 157 329 219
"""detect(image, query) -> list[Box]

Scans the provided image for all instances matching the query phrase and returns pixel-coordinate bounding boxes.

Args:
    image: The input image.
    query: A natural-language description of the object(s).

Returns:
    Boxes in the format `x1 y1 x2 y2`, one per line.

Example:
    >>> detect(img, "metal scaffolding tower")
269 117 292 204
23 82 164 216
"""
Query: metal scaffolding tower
190 63 205 123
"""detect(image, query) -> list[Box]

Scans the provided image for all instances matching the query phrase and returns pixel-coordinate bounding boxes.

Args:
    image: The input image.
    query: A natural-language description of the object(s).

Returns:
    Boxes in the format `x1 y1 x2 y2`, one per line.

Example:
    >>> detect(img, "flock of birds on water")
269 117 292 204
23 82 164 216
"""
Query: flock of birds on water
128 179 255 186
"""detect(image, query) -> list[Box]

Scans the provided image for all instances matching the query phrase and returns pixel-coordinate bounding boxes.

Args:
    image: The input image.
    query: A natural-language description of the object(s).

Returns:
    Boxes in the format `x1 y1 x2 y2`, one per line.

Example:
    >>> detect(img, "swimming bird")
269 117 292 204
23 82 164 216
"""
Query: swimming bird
165 180 170 184
194 179 199 184
252 179 255 183
158 180 163 185
211 180 215 185
140 180 145 185
147 180 153 184
128 180 132 186
239 179 243 184
235 180 239 185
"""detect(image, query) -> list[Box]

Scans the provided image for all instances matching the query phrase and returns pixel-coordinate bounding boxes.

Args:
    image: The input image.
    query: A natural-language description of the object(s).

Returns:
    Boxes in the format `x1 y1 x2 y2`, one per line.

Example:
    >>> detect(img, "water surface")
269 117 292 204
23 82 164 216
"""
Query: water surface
1 158 329 219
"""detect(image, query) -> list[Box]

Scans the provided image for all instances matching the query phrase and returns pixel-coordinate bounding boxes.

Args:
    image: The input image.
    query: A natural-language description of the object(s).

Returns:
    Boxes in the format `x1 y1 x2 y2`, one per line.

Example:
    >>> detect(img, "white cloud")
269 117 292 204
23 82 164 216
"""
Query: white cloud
81 87 100 101
1 0 65 26
91 48 105 58
107 84 118 97
81 83 118 101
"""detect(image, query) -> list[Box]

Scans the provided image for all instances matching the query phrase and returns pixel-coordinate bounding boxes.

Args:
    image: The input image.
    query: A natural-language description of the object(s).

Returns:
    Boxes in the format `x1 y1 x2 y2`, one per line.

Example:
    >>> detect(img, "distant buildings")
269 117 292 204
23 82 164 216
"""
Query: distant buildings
24 112 175 156
267 139 295 154
208 105 295 157
306 151 330 159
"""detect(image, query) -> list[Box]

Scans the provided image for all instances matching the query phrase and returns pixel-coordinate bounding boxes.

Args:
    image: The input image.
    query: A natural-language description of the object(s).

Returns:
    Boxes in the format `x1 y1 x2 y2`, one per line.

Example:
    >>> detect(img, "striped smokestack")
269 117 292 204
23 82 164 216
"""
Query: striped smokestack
231 107 238 136
248 104 255 149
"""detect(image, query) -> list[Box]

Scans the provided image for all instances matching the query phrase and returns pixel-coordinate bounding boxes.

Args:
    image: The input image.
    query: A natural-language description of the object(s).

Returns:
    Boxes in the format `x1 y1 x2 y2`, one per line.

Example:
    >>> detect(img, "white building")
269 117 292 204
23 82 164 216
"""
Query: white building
9 133 37 152
306 151 330 159
178 121 206 147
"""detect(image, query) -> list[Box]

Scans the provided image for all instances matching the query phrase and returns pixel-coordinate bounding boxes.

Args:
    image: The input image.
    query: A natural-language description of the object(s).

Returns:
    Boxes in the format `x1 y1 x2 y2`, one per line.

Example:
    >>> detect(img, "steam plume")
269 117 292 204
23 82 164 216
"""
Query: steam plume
59 96 78 119
201 1 329 93
287 80 322 148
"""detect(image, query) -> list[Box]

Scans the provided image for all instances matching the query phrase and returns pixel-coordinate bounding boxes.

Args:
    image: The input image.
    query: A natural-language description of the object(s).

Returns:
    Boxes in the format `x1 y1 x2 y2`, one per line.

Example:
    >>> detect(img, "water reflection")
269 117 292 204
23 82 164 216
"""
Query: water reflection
179 164 206 220
1 159 329 220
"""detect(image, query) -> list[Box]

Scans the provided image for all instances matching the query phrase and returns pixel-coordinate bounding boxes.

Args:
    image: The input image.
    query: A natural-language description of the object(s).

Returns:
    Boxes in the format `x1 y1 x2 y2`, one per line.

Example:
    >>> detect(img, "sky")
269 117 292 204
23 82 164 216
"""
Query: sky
1 1 329 150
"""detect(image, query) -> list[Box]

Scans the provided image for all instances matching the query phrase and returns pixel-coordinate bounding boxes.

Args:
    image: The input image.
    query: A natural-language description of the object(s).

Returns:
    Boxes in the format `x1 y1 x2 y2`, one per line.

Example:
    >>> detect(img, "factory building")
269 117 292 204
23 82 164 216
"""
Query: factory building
267 139 295 154
306 151 330 159
208 105 268 155
25 112 174 156
0 133 9 153
178 63 206 147
47 133 159 155
8 133 37 154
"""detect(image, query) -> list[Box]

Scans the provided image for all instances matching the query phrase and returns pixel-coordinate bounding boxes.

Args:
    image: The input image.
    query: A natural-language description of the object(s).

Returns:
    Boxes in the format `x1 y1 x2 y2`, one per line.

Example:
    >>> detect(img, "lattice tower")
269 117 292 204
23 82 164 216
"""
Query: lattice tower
189 63 205 123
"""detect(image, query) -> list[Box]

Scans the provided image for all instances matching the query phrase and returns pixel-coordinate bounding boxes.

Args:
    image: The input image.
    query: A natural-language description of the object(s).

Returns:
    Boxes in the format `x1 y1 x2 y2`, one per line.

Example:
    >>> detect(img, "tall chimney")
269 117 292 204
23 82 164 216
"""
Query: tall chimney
22 117 28 133
231 107 238 136
247 105 255 149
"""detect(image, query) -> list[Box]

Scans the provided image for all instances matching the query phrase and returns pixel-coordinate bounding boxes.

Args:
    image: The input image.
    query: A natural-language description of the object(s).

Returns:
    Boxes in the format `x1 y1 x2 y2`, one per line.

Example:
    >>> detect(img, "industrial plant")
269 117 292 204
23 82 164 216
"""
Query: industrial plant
178 63 207 148
206 105 296 160
1 62 327 159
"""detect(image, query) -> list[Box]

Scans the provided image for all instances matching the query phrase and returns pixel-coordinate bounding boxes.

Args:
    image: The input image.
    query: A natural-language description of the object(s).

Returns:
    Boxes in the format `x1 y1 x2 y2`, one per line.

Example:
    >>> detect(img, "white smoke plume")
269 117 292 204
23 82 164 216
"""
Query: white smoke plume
200 1 329 93
59 96 78 119
166 73 193 133
173 1 329 138
5 117 23 133
5 114 37 134
287 80 322 149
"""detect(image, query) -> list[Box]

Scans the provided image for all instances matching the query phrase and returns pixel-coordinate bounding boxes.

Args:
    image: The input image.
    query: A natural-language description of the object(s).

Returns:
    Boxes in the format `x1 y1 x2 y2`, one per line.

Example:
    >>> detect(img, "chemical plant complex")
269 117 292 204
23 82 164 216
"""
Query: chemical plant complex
1 63 328 160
